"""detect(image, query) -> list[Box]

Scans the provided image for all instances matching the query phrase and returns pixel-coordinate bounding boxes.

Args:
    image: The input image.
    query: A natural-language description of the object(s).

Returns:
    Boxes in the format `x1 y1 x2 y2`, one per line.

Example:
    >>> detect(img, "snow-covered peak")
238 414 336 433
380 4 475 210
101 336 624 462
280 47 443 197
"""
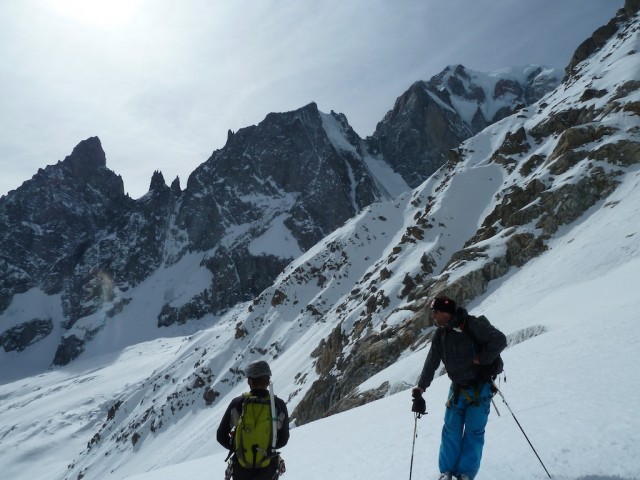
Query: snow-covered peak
427 64 563 126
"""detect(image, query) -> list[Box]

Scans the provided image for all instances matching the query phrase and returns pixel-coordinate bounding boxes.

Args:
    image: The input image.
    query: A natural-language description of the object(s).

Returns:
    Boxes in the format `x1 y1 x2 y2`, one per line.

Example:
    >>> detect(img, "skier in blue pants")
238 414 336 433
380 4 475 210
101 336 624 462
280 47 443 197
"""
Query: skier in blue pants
439 382 493 478
413 296 506 480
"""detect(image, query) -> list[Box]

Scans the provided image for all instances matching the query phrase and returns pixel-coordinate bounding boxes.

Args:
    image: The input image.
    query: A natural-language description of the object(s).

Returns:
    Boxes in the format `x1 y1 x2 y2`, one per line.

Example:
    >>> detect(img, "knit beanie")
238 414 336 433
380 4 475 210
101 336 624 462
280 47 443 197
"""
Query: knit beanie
246 360 272 378
430 297 456 315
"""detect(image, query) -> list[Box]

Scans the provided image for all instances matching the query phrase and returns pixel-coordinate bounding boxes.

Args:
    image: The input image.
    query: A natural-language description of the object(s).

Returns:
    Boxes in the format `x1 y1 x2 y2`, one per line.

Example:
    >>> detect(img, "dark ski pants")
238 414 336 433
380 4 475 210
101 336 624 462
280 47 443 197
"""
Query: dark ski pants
439 382 492 480
231 457 280 480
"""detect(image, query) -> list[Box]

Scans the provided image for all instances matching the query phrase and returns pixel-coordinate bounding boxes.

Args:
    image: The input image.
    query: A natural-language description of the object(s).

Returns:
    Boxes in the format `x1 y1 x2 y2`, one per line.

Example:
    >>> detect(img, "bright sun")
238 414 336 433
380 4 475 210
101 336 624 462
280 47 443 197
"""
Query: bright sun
47 0 141 27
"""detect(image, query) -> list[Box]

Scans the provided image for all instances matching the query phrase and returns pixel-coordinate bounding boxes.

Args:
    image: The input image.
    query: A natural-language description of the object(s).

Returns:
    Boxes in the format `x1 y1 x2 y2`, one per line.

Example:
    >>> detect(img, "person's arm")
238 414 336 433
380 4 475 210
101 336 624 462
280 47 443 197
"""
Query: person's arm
416 334 442 392
216 401 237 450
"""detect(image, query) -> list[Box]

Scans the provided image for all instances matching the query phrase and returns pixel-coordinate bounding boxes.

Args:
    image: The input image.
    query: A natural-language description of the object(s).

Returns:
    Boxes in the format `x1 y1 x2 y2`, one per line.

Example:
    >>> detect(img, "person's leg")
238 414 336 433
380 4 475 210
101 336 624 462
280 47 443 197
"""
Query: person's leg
439 387 465 474
234 460 278 480
457 384 492 479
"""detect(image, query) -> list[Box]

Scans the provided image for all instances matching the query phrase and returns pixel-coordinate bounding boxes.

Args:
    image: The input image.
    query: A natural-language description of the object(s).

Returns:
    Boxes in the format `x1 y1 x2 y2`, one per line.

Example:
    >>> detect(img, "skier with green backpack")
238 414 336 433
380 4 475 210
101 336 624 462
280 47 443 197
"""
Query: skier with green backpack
217 360 290 480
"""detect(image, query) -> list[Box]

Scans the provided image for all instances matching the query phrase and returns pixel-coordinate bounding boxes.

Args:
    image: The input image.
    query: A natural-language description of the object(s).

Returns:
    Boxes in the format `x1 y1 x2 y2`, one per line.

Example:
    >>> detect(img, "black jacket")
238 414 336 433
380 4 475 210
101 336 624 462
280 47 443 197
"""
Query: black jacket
418 308 506 389
216 388 290 451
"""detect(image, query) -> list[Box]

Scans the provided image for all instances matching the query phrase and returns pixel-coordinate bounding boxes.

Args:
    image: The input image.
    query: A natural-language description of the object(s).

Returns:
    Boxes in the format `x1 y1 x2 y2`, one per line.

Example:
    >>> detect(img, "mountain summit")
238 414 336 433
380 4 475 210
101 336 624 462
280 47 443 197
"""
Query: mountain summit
366 64 562 188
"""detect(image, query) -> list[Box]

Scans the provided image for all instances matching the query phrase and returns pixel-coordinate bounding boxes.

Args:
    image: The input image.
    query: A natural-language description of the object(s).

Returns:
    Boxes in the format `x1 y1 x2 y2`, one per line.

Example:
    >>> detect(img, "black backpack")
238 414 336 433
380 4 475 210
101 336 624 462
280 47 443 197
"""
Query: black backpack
460 315 504 381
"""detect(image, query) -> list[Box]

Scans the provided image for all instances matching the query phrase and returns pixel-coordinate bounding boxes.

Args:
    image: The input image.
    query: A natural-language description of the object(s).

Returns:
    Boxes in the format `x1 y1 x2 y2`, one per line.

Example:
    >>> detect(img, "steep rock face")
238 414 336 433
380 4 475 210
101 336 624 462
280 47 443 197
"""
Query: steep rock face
1 104 398 366
51 173 184 365
184 102 380 252
0 137 128 315
366 80 474 189
164 102 389 321
0 318 53 352
64 172 178 322
367 65 562 188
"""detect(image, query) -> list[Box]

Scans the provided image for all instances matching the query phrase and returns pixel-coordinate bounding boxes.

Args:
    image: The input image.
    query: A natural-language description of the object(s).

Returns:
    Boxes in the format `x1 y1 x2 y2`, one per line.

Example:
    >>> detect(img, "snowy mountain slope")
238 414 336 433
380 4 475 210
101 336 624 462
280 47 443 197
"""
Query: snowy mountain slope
280 2 639 424
0 3 638 480
2 135 638 480
0 64 561 371
127 182 640 480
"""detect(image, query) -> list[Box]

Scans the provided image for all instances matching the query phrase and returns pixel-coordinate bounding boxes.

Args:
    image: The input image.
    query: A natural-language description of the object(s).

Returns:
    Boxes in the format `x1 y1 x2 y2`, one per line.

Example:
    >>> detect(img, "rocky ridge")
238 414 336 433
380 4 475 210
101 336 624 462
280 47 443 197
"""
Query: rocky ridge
367 64 562 188
0 68 557 367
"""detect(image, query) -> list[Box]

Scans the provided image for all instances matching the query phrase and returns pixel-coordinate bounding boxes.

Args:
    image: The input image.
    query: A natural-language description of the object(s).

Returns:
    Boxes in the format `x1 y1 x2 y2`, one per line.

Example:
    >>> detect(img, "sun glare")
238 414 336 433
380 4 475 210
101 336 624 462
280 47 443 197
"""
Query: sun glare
48 0 141 27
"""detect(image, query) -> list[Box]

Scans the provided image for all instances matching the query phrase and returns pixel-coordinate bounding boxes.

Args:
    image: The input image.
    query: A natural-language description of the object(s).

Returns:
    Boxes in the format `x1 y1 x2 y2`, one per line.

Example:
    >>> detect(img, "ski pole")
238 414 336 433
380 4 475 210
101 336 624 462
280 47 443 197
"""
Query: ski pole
491 397 501 416
493 384 552 479
409 392 426 480
409 413 419 480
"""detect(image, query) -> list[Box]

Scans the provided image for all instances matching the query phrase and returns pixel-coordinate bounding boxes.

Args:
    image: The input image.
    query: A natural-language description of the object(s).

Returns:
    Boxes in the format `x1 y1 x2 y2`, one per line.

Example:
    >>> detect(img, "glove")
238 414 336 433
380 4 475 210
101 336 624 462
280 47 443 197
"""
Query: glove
411 391 426 415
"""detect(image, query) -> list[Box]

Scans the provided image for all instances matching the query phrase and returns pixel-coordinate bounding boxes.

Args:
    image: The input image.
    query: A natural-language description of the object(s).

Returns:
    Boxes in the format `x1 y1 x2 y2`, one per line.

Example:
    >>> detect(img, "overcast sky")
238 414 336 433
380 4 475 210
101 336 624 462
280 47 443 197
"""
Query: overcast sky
0 0 624 199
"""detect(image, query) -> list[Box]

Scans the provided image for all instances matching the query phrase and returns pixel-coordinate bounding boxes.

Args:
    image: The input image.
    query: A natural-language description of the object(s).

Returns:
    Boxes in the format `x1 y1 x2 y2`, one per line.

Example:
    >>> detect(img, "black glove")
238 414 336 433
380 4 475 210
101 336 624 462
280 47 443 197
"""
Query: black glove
411 391 426 415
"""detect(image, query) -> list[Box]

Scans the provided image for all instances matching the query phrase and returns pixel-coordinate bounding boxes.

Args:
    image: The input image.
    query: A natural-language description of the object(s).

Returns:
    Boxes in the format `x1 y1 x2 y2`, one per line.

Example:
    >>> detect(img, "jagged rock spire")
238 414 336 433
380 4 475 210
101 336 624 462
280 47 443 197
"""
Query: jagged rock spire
170 176 181 194
63 136 107 182
149 170 167 192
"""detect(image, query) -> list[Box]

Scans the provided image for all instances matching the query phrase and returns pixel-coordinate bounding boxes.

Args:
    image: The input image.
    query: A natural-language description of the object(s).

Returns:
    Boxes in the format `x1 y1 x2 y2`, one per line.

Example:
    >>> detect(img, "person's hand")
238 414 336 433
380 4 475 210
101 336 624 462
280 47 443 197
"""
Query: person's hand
412 386 424 397
411 391 426 415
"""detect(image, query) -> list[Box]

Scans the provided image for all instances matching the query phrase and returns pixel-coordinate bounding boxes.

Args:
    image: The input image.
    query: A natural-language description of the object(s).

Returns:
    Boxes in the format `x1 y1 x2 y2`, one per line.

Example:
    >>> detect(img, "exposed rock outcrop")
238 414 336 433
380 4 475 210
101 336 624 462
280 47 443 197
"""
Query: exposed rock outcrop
367 65 561 187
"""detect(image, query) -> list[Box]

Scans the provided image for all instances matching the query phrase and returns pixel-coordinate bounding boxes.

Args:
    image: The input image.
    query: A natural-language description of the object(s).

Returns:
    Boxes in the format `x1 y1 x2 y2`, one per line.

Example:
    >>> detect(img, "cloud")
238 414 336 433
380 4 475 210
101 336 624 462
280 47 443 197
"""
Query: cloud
0 0 623 199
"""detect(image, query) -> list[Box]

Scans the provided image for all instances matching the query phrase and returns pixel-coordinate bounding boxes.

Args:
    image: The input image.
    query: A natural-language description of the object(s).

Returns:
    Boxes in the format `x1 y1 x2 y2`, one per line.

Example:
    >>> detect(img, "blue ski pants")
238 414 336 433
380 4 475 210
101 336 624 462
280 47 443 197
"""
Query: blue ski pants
439 382 493 480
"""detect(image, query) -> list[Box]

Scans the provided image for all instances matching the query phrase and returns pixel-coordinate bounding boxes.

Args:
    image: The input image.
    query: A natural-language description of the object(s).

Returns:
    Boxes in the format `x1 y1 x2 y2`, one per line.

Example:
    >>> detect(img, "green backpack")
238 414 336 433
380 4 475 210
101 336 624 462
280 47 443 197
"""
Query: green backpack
234 393 274 468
